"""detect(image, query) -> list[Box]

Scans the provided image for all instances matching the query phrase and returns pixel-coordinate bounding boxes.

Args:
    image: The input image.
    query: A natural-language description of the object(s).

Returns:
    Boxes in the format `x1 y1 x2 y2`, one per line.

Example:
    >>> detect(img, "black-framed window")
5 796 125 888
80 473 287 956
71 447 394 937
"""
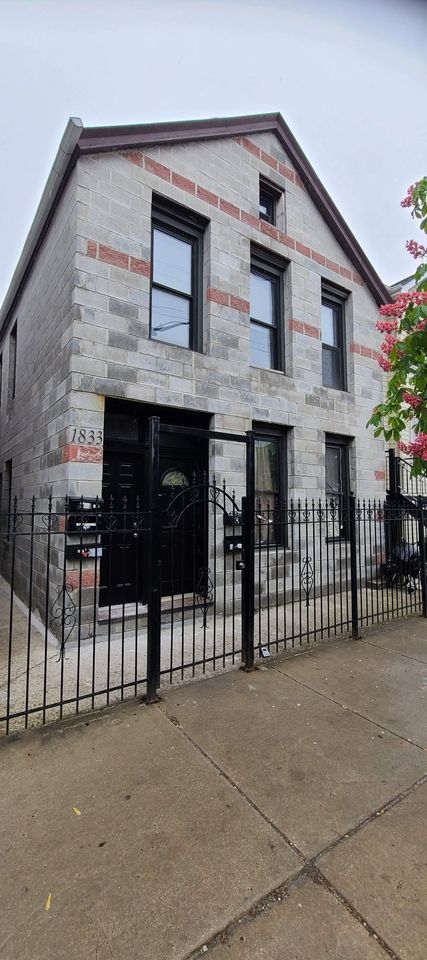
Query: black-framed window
150 199 205 351
321 289 346 390
325 435 350 538
250 253 283 370
254 428 287 545
8 323 17 403
259 178 281 225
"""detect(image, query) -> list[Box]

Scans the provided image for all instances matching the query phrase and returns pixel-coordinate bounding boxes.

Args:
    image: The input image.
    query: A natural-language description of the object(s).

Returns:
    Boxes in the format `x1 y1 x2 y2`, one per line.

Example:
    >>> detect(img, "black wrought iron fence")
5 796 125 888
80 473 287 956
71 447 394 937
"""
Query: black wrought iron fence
0 489 426 735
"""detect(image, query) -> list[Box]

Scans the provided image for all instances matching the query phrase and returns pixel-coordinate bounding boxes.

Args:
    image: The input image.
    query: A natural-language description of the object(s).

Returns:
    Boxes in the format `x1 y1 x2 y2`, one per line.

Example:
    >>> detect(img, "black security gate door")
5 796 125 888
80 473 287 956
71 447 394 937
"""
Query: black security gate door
100 436 208 606
159 455 207 598
100 452 145 607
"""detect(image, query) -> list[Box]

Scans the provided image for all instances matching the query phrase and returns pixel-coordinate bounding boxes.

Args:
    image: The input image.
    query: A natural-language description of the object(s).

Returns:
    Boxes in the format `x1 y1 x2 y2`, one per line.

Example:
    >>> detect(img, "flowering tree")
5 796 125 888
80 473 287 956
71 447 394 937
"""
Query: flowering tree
369 177 427 476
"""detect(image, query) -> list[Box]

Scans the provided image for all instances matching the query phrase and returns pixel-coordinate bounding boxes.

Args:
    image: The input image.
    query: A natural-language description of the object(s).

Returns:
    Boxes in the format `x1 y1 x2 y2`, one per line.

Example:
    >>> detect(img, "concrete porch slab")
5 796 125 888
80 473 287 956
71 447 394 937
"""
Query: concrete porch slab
319 782 427 960
163 665 426 857
0 703 300 960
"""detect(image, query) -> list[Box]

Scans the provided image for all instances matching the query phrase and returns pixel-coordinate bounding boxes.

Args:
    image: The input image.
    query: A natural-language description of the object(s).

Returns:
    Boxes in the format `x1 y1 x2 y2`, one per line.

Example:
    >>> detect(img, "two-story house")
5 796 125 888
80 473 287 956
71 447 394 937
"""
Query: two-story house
0 113 390 627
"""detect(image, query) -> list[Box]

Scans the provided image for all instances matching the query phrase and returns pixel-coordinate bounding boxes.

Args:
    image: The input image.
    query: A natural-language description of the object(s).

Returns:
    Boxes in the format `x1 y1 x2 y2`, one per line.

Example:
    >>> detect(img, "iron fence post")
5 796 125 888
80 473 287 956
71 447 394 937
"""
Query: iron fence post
418 496 427 618
349 492 359 638
145 416 162 702
241 430 255 670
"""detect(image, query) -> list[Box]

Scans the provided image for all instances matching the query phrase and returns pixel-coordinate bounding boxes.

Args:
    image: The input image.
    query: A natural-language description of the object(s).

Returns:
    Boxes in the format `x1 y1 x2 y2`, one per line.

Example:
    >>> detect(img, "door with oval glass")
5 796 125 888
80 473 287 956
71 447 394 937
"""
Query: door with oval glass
159 452 207 600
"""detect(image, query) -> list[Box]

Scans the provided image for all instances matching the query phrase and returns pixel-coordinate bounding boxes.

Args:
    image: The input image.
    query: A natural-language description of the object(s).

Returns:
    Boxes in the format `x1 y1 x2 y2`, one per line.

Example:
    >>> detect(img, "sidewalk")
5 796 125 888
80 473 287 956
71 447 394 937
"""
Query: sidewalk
0 617 426 959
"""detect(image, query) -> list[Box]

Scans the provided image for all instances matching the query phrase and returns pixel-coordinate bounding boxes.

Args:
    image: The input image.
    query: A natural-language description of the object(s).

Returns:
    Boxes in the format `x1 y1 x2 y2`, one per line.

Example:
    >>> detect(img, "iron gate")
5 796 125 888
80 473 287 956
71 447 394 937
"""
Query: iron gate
1 420 426 734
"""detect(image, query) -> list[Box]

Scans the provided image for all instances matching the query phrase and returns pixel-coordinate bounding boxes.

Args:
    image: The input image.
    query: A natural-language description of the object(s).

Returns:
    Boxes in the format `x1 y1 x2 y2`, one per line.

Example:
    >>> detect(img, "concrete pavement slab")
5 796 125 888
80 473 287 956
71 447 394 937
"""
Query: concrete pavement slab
163 666 427 857
273 635 427 746
360 616 427 663
205 874 387 960
319 782 427 960
0 702 300 960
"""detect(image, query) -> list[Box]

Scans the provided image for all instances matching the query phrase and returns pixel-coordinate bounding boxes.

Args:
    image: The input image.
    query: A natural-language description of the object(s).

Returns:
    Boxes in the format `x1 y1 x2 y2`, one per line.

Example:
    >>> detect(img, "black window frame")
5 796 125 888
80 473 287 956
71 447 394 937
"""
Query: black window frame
8 322 17 404
325 434 351 540
150 196 206 353
259 177 281 225
253 424 288 547
250 248 285 373
321 285 347 391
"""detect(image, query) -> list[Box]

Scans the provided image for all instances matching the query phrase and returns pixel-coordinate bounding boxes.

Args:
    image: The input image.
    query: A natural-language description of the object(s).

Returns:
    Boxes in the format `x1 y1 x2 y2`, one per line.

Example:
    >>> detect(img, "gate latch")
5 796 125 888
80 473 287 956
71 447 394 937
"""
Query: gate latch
235 559 245 570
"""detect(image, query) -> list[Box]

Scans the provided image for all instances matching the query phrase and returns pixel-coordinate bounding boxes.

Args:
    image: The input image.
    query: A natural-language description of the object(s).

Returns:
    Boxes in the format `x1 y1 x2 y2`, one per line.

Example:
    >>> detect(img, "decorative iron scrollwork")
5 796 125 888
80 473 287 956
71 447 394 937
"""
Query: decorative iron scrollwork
301 557 314 607
196 567 213 628
50 584 76 659
41 513 58 532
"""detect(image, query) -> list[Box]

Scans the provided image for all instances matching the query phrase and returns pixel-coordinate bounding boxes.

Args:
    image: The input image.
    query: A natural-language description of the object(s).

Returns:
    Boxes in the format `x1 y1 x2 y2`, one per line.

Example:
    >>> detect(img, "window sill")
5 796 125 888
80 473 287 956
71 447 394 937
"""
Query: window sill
321 384 350 395
250 364 286 375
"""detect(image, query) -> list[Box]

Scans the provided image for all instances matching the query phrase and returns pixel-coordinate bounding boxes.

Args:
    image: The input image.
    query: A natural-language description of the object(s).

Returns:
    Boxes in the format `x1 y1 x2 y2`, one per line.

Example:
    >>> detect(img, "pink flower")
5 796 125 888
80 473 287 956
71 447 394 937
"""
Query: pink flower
406 239 427 259
400 182 419 208
403 391 422 409
380 290 427 318
398 433 427 461
381 333 398 356
376 318 398 333
378 356 392 372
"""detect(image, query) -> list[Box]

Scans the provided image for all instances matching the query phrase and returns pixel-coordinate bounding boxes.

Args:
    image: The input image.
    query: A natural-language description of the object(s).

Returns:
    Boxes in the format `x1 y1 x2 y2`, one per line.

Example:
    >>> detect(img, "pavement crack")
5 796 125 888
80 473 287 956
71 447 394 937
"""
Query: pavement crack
306 863 401 959
158 703 306 864
270 664 425 751
314 772 427 862
359 637 427 665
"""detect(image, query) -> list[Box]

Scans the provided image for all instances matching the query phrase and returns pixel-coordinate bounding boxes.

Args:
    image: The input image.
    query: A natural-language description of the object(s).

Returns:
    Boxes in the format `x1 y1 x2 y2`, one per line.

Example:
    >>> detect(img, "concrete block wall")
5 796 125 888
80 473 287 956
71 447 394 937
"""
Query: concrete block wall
0 127 388 632
69 130 386 505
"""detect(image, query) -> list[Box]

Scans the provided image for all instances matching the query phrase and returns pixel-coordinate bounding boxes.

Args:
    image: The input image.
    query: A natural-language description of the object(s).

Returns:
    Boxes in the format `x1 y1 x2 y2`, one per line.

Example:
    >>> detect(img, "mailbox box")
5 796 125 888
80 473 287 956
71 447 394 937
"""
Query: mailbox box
67 497 104 533
224 534 243 553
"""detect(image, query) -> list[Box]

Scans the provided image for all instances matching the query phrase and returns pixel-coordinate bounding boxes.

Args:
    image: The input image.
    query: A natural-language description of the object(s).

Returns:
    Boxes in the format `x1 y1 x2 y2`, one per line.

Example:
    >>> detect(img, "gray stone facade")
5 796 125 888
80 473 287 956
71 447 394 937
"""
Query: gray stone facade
0 117 388 628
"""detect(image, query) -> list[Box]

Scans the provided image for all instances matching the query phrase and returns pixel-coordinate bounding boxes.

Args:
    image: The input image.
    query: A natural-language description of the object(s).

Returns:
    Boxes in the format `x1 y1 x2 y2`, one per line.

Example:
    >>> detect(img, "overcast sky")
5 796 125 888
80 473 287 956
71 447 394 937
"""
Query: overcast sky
0 0 426 305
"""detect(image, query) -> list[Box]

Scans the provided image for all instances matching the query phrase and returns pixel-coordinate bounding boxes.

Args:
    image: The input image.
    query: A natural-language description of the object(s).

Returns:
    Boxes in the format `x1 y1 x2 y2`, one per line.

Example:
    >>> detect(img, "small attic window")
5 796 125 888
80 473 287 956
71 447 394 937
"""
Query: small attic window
259 178 281 225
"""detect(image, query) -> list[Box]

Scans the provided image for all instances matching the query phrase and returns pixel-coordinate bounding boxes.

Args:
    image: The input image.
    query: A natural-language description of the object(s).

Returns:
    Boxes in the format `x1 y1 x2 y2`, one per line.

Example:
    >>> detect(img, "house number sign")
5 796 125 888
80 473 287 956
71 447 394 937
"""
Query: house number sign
71 428 104 444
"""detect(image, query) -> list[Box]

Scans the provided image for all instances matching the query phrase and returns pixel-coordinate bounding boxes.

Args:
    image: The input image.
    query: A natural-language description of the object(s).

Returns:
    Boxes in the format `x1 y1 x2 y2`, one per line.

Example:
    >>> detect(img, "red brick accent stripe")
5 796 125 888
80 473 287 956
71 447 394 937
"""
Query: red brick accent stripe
61 444 103 463
207 287 249 313
237 137 301 186
67 569 99 590
119 150 364 287
86 241 150 277
350 342 381 362
289 319 320 339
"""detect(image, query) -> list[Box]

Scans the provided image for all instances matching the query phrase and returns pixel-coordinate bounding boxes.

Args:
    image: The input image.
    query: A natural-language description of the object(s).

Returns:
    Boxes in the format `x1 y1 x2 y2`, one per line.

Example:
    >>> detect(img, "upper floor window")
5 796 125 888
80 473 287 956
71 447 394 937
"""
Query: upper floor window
8 323 17 403
321 288 346 390
250 252 283 371
150 198 205 351
259 178 281 225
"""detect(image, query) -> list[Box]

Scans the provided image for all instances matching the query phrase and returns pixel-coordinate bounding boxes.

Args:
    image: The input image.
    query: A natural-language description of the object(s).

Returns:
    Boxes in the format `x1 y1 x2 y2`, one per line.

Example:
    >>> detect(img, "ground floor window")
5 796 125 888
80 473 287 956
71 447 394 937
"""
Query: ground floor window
325 435 351 538
254 428 287 545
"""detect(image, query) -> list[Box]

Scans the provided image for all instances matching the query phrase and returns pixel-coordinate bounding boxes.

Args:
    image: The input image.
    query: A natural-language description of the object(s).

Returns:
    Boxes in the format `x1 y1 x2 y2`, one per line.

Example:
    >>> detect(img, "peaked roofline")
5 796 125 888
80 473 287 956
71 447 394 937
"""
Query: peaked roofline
0 111 391 338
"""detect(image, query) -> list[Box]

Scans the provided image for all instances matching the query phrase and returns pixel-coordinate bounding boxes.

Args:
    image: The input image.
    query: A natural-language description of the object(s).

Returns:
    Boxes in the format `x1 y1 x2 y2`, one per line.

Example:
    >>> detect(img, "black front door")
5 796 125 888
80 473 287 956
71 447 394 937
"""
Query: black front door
100 429 208 606
100 452 145 607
